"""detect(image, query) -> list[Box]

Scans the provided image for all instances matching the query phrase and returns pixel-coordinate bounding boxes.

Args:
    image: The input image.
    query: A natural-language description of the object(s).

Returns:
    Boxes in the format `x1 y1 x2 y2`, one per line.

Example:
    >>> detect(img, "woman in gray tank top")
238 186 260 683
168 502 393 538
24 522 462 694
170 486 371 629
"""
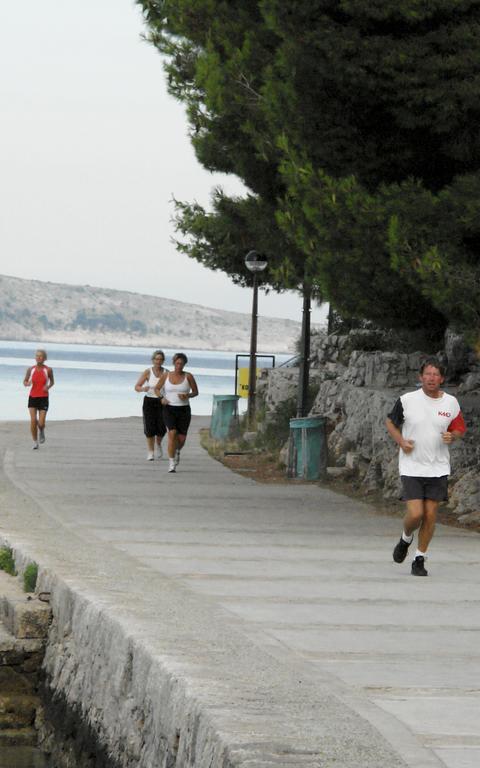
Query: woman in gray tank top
134 350 167 461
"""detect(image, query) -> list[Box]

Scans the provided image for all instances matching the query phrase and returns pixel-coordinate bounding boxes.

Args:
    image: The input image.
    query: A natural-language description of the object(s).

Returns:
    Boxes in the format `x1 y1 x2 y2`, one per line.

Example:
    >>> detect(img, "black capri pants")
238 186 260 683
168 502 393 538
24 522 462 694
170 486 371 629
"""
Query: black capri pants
163 405 191 436
143 397 167 438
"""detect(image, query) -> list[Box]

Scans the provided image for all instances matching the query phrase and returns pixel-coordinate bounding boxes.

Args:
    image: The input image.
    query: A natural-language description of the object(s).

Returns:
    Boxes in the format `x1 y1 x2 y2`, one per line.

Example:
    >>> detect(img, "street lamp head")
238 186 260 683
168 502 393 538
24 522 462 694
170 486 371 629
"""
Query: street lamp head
245 250 268 273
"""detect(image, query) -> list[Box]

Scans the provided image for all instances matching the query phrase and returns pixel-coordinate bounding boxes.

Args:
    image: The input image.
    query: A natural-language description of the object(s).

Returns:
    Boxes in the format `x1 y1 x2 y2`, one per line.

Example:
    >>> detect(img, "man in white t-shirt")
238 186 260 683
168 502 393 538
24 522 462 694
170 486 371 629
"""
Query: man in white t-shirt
386 357 466 576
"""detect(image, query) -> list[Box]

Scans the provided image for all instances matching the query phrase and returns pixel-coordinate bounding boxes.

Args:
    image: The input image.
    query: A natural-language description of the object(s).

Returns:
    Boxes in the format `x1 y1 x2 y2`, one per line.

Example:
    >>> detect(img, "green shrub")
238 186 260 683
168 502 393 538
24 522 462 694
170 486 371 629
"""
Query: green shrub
255 384 319 452
23 563 38 593
0 546 16 576
256 397 297 451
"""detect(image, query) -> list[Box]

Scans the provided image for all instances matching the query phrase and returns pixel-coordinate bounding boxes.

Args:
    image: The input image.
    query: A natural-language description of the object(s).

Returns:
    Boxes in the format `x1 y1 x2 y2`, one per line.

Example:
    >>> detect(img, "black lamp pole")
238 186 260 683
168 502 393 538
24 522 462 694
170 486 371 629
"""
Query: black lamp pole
245 250 268 429
296 283 311 417
247 271 259 426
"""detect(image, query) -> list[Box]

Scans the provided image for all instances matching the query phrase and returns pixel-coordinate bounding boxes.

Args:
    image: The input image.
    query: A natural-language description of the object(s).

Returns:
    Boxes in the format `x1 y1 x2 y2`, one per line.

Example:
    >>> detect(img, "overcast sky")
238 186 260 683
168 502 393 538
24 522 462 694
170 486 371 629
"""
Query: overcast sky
0 0 327 324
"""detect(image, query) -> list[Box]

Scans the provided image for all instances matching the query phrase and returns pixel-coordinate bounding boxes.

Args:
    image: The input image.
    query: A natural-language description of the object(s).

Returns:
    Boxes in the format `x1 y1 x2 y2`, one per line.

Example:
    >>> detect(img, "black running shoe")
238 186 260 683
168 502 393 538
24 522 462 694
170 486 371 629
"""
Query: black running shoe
411 556 428 577
393 536 412 563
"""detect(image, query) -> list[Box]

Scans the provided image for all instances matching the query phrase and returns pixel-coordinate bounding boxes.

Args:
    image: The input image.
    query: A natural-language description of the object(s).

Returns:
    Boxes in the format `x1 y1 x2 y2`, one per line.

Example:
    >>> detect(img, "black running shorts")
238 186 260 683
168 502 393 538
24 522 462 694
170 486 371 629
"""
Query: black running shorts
142 397 167 438
28 396 49 412
163 405 191 435
400 475 448 502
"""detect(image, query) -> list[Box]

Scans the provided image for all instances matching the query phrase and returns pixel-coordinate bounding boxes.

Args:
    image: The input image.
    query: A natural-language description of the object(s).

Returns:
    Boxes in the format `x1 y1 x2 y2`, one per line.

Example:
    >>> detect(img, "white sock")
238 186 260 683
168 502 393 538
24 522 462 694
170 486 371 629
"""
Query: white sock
402 532 413 544
415 549 427 559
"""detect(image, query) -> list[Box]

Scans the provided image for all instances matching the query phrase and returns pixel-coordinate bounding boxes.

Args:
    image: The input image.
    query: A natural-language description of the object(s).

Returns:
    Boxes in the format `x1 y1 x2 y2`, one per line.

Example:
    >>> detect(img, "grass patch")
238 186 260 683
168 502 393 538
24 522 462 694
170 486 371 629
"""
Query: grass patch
200 426 294 483
23 562 38 593
0 546 16 576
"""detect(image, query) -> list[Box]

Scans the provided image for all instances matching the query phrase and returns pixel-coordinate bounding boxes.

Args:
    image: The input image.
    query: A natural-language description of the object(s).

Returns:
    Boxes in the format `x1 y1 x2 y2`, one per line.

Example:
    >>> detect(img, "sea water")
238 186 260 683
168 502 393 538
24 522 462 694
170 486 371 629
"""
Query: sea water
0 340 291 421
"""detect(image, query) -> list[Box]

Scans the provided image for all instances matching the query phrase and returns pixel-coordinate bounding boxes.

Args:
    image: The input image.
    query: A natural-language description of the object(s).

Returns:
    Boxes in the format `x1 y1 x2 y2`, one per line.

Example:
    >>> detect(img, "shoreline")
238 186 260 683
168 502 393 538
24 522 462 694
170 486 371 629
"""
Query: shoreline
0 335 296 356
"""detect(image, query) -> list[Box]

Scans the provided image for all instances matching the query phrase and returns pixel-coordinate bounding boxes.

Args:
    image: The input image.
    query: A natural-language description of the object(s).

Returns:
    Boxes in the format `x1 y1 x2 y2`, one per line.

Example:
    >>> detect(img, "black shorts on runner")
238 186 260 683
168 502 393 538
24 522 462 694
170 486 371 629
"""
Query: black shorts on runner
163 405 191 436
400 475 448 502
142 397 167 438
28 396 49 412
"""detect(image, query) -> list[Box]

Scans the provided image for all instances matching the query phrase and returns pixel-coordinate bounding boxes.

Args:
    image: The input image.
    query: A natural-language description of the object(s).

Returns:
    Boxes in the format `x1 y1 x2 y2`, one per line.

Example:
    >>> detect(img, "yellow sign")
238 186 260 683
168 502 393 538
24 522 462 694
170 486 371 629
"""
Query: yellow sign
237 367 260 398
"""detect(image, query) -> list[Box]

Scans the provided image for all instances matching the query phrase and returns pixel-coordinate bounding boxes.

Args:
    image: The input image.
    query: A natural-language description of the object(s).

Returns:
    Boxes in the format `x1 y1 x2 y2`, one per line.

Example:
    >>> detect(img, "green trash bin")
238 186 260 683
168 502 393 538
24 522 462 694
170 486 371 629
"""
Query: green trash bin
210 395 240 441
289 416 327 480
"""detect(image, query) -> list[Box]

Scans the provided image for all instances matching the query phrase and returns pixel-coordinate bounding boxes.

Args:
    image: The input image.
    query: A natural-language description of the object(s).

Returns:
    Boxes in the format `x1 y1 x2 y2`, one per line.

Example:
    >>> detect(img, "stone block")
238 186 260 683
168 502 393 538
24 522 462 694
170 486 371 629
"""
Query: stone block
345 452 359 470
459 372 480 393
20 651 46 675
0 621 46 670
0 668 34 694
0 728 38 747
326 467 350 478
0 747 48 768
3 600 51 641
0 694 38 729
278 441 289 467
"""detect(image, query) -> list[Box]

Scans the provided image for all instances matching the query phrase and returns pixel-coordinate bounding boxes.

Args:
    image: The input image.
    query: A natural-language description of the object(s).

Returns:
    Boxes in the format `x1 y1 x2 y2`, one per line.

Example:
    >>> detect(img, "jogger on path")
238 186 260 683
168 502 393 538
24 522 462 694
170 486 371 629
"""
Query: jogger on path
386 357 466 576
155 353 198 473
135 350 167 461
23 349 54 449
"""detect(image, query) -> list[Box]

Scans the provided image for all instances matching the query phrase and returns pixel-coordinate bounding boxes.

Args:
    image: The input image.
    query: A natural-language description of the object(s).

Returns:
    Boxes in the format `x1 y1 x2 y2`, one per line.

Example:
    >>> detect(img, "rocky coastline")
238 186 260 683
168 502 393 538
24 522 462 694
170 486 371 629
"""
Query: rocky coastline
0 273 303 354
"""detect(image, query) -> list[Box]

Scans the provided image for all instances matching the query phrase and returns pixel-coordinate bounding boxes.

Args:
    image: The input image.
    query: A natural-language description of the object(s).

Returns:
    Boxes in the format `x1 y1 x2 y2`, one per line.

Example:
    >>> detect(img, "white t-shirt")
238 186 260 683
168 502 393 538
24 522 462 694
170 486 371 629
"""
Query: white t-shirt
388 389 466 477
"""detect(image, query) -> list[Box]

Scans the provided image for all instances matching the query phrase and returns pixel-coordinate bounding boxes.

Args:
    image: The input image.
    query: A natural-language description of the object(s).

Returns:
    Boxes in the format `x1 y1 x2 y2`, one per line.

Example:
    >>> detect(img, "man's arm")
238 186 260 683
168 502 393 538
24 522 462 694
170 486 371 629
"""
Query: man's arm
385 417 415 454
443 410 466 444
442 430 463 444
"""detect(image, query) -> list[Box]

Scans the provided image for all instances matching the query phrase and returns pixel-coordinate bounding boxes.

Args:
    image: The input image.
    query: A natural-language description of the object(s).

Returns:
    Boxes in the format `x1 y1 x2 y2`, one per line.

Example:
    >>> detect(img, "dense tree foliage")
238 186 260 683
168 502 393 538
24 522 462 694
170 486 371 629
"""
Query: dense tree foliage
263 0 480 341
138 1 307 296
138 0 480 343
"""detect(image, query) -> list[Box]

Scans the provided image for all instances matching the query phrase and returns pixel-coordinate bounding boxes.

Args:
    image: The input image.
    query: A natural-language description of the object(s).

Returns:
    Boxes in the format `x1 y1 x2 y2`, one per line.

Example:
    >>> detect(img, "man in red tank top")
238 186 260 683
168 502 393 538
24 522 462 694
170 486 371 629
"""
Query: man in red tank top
23 349 55 449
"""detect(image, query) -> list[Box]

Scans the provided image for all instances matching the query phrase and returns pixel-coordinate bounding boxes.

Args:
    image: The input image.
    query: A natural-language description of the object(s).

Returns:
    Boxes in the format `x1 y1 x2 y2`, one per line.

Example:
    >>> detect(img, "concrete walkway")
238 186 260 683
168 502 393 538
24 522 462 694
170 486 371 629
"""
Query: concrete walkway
1 417 479 768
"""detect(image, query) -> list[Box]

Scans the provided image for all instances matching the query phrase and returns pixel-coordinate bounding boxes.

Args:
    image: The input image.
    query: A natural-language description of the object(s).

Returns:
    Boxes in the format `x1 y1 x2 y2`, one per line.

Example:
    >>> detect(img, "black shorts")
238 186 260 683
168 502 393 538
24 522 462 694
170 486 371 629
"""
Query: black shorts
401 475 448 502
163 405 191 436
28 396 49 412
142 397 167 438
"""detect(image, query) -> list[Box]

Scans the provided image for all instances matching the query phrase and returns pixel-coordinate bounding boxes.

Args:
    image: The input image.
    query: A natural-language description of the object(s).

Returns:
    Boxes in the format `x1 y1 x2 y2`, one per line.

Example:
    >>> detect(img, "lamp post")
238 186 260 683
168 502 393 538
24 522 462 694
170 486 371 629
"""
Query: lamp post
296 283 311 417
245 250 268 428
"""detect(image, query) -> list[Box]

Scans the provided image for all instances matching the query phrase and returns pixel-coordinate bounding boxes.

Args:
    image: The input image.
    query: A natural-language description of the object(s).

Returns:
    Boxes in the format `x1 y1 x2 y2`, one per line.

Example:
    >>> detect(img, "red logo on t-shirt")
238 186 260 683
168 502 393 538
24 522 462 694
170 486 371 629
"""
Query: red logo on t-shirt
438 411 451 417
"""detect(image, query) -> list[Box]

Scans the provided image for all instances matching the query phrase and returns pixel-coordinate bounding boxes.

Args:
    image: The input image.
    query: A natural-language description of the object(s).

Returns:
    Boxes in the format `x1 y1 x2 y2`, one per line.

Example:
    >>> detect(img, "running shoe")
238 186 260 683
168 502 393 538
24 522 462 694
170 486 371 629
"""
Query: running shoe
411 556 428 577
168 459 176 474
39 428 45 444
174 449 181 467
32 442 39 450
155 444 163 459
393 536 412 563
146 451 154 461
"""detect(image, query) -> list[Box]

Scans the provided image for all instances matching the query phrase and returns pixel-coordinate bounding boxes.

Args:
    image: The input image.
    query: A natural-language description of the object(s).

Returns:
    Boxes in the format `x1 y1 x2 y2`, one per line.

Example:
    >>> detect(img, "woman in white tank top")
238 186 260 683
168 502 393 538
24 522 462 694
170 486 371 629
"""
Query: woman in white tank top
155 352 199 473
134 350 167 461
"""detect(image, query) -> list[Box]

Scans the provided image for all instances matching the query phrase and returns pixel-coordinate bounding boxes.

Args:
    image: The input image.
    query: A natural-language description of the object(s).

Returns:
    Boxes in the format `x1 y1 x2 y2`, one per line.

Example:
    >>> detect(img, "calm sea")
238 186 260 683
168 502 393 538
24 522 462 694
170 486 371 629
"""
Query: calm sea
0 340 290 421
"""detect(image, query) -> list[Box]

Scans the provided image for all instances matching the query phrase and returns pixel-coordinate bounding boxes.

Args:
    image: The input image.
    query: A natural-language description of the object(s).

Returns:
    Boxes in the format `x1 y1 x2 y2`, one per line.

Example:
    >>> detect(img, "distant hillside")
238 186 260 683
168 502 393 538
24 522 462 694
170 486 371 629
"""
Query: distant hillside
0 274 304 353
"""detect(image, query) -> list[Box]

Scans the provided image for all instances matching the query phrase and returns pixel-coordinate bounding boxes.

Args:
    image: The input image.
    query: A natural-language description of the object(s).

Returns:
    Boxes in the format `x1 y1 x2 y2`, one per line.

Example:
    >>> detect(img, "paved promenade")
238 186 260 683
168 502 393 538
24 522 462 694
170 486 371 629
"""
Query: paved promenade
1 417 480 767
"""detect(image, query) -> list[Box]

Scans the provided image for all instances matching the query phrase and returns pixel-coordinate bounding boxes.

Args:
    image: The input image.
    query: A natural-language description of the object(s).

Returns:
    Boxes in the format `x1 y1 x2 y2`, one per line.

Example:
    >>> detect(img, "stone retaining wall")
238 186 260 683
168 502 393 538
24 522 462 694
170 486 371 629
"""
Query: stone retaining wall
0 568 51 752
258 330 480 523
37 577 225 768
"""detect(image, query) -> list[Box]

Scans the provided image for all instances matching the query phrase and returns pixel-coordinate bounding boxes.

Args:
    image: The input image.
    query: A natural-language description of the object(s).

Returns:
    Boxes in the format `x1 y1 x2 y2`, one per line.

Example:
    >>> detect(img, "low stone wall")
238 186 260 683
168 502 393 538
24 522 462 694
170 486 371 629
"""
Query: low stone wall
37 577 225 768
0 568 51 751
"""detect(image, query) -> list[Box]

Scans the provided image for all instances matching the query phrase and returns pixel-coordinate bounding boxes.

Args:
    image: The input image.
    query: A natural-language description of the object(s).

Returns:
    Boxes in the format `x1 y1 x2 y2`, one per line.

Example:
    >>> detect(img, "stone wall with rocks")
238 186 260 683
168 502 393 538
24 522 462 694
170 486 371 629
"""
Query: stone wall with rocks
36 577 226 768
0 567 51 757
257 330 480 524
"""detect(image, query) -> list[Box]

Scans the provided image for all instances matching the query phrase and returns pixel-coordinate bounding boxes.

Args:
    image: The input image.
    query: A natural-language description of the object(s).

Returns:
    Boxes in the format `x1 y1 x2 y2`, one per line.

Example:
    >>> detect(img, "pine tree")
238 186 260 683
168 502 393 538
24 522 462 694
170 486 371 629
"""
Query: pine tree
138 0 480 344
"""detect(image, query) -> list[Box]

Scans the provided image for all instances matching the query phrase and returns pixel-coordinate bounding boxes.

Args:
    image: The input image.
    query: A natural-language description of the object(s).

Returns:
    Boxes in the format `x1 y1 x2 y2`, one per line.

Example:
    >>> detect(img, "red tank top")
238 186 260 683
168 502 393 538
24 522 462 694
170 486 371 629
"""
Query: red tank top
30 366 50 398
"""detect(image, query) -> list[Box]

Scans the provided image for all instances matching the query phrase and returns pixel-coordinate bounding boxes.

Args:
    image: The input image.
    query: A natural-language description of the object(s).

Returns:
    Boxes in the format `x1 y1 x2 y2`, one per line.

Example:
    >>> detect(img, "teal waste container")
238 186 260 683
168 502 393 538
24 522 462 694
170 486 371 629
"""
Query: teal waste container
289 416 327 480
210 395 240 441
